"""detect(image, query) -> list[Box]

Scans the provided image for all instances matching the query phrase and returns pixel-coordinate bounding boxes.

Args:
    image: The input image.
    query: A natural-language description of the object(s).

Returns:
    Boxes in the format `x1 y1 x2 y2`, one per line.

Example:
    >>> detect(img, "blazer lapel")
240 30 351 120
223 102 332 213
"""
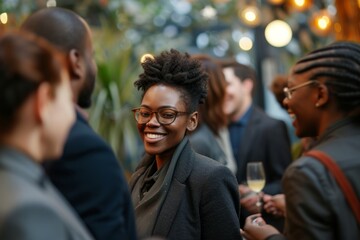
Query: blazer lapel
152 140 193 236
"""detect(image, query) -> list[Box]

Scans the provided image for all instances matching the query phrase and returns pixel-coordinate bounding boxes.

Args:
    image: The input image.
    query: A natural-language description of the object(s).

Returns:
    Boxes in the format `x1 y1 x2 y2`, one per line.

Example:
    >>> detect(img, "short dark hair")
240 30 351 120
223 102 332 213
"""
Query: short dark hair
21 7 87 54
134 49 208 113
0 31 67 133
220 59 257 83
293 41 360 113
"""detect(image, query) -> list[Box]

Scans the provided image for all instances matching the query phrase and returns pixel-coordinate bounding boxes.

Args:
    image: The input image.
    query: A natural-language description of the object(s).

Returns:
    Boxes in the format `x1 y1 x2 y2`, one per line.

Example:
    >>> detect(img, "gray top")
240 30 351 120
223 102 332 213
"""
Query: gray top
0 147 94 240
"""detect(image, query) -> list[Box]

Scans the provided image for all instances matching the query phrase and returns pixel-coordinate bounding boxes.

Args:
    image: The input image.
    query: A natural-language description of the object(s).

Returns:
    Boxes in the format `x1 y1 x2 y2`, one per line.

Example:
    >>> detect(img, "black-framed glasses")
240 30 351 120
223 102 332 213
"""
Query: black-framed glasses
131 107 189 125
283 80 319 99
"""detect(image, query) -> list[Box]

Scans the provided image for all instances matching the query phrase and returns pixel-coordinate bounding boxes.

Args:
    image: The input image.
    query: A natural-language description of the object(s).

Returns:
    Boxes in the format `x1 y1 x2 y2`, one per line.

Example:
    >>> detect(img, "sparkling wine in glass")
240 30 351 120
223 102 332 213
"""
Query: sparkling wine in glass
247 162 266 207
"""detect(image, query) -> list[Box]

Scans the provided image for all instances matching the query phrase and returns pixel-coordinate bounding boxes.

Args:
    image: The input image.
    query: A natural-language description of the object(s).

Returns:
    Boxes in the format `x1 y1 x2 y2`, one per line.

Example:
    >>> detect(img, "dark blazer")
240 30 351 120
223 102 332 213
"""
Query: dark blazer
189 124 227 166
0 148 93 240
44 110 137 240
233 107 292 228
129 138 242 240
234 107 292 193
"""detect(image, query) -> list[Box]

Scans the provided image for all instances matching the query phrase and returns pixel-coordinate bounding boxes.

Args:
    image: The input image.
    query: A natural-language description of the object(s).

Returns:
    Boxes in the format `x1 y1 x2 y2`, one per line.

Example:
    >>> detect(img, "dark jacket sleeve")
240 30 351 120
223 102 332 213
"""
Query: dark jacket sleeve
200 165 243 240
45 118 137 240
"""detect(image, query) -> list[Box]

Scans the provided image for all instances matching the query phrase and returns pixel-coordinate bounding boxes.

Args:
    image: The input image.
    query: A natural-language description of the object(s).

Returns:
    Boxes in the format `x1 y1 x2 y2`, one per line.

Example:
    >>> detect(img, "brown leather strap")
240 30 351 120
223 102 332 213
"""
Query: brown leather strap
305 150 360 224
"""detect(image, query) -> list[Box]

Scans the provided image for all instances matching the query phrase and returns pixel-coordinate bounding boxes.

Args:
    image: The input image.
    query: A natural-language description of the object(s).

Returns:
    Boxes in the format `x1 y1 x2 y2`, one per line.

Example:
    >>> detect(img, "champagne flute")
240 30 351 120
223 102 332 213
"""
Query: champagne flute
247 162 266 207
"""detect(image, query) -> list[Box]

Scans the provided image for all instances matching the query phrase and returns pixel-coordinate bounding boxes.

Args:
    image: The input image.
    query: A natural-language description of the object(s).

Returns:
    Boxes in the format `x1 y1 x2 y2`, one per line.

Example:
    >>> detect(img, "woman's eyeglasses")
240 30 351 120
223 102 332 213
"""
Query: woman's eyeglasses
283 80 318 99
132 107 189 125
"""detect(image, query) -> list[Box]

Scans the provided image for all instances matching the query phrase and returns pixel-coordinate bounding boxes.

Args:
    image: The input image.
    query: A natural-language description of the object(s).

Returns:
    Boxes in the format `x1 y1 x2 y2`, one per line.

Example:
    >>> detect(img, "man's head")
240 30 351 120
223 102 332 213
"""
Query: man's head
21 7 97 108
220 60 256 120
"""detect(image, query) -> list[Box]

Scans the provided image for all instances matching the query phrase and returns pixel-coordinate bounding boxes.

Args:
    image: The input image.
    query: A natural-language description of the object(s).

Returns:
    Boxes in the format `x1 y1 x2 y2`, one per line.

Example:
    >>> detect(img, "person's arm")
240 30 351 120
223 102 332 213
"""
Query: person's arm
0 204 69 240
200 166 243 240
283 161 334 240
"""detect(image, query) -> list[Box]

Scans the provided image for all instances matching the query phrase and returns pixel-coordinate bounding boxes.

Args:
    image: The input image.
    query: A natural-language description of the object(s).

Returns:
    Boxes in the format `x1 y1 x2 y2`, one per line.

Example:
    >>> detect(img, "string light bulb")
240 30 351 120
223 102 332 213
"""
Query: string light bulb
309 10 333 37
288 0 313 12
265 20 292 47
0 12 8 24
239 5 261 27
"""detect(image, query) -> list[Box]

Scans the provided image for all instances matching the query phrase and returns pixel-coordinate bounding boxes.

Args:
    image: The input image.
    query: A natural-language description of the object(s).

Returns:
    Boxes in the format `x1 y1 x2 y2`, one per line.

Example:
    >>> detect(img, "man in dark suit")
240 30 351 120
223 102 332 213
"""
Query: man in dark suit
221 60 292 230
21 8 137 240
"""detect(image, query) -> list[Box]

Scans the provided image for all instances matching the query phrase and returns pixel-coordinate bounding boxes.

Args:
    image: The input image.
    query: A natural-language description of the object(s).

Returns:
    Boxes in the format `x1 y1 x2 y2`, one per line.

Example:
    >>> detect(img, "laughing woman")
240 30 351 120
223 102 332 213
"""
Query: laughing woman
129 49 242 240
241 42 360 240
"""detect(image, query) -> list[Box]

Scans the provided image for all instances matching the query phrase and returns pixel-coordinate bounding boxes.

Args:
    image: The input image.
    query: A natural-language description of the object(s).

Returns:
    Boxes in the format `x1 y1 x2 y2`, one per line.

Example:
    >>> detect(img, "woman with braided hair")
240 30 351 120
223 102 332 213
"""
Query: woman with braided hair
241 41 360 240
129 49 242 240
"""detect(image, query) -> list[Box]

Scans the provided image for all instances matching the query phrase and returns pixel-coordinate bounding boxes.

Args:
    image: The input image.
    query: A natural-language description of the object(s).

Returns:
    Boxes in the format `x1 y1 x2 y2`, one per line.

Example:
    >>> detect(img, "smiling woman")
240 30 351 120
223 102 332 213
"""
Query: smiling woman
129 49 243 240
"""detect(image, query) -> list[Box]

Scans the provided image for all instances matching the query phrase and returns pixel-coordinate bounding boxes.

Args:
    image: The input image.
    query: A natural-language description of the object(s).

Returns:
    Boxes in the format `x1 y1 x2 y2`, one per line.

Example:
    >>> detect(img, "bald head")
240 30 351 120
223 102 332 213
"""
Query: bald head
21 7 97 109
21 7 88 55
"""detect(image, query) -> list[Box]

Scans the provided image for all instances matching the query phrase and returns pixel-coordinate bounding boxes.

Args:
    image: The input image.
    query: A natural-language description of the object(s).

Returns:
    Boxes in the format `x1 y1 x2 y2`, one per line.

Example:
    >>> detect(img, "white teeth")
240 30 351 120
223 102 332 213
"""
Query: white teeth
289 114 296 120
146 133 164 139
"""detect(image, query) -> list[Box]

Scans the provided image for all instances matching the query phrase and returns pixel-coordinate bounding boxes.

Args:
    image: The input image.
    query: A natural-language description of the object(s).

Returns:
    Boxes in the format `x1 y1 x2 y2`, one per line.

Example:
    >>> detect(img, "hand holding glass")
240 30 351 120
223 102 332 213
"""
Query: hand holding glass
247 162 266 207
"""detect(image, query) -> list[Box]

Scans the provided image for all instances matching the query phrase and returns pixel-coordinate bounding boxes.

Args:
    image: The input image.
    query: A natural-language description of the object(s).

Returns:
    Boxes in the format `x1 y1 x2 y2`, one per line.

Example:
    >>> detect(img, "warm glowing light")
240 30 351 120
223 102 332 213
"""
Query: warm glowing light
140 53 154 63
265 20 292 47
288 0 312 11
239 6 261 27
317 16 330 30
294 0 305 7
267 0 285 5
0 13 8 24
310 10 333 37
239 37 253 51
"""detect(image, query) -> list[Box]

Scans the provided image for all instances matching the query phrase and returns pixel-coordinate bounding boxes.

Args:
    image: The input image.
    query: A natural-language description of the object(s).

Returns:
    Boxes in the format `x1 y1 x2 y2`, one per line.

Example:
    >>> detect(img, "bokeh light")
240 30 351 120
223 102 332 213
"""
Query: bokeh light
0 13 8 24
265 20 292 47
239 37 253 51
140 53 154 63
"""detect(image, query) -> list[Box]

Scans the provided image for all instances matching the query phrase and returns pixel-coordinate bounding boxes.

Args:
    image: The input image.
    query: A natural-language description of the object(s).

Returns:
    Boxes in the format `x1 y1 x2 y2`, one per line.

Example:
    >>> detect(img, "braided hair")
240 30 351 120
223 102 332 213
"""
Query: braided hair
293 41 360 113
135 49 208 113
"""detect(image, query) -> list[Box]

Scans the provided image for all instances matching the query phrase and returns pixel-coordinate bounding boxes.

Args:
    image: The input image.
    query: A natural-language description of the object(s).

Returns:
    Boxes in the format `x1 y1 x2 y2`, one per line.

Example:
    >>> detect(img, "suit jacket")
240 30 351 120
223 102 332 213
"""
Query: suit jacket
44 110 137 240
129 138 242 240
0 147 93 240
280 117 360 240
233 106 292 228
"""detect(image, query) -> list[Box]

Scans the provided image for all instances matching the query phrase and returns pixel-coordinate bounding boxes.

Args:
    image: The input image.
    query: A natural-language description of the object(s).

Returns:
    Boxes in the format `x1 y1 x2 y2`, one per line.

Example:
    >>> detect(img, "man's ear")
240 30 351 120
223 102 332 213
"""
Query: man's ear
34 82 52 124
243 78 254 94
68 49 84 81
187 111 198 132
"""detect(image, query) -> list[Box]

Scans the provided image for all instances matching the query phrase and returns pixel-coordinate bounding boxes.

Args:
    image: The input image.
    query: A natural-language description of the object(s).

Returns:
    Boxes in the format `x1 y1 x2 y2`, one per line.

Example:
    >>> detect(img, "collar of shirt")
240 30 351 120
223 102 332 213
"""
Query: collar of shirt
230 104 253 127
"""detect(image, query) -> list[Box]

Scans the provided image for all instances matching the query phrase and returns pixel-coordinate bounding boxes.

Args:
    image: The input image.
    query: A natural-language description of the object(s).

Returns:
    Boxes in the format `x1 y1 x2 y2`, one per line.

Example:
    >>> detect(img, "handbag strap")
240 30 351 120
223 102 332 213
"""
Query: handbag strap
305 150 360 224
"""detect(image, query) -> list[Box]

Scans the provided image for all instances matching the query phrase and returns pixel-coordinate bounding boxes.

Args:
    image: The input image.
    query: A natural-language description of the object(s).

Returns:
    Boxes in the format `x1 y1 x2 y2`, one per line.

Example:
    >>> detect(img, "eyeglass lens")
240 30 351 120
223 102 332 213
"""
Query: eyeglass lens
134 108 178 125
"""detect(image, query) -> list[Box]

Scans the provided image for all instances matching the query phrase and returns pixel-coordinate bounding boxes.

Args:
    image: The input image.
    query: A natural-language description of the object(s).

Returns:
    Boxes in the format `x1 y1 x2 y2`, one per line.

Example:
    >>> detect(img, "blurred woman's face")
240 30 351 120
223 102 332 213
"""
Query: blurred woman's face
41 70 75 159
137 84 197 163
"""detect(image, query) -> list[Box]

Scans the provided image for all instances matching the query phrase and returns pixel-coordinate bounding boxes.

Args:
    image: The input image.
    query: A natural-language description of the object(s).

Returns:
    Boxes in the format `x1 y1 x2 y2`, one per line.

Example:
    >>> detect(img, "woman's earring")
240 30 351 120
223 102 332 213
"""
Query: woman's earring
315 103 320 107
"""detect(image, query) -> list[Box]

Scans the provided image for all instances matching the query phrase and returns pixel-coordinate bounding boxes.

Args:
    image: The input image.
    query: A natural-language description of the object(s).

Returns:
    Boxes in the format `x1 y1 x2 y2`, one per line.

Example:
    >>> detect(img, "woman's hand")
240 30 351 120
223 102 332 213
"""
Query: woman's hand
240 214 280 240
263 194 286 217
239 185 263 214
